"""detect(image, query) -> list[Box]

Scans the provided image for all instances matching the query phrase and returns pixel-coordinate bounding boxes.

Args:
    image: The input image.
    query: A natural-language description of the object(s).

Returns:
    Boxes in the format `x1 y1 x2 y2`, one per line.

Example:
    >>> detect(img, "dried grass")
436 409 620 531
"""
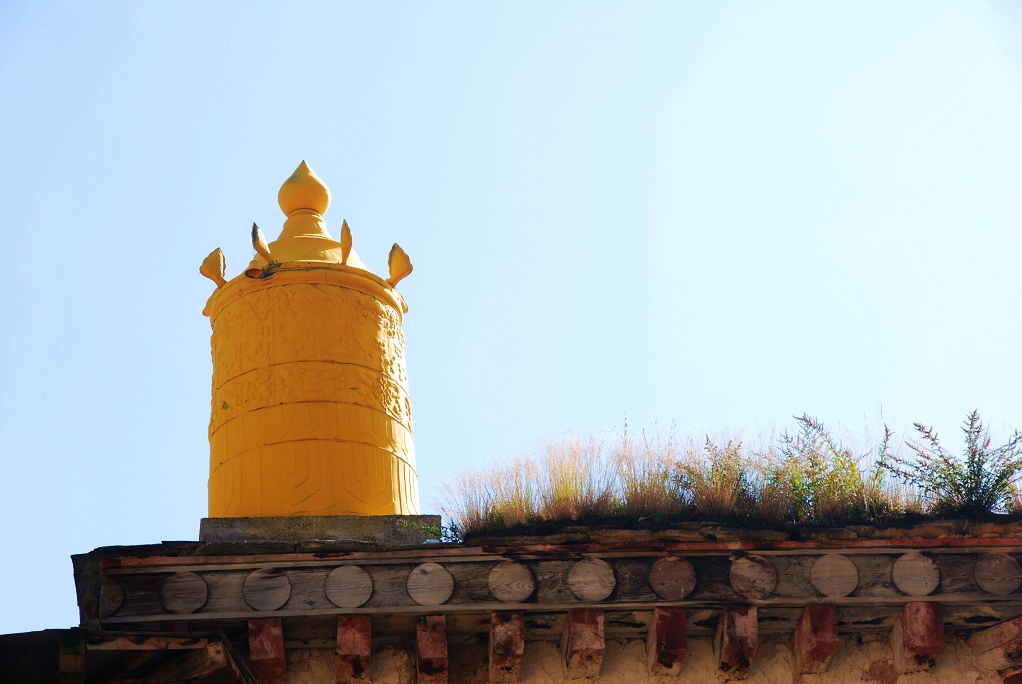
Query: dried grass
617 431 688 518
437 456 539 534
682 438 753 519
439 419 940 539
537 436 619 521
438 469 494 536
489 457 540 528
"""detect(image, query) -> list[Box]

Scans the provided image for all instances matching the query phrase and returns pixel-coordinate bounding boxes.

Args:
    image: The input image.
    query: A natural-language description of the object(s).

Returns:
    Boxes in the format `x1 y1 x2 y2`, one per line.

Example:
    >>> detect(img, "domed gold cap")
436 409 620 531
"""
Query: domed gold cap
278 160 330 217
203 160 412 317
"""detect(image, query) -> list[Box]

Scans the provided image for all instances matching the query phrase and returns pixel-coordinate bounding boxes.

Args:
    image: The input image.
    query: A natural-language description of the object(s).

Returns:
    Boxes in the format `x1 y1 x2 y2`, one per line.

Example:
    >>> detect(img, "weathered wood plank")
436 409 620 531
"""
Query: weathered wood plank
687 556 734 601
837 604 897 632
114 573 168 617
416 614 449 684
935 553 982 595
489 611 525 684
118 651 159 676
337 615 371 683
604 609 651 639
715 606 758 676
941 601 1014 629
791 603 838 674
646 607 687 676
338 614 416 641
891 602 944 674
99 548 1022 633
731 556 777 600
532 560 578 604
86 635 209 651
249 618 287 684
769 555 816 599
365 564 420 608
446 613 492 641
846 554 899 597
98 539 1022 577
561 609 605 679
521 612 566 641
140 642 227 684
99 594 1022 635
448 561 496 604
160 619 189 633
287 566 333 611
612 559 657 602
199 570 248 615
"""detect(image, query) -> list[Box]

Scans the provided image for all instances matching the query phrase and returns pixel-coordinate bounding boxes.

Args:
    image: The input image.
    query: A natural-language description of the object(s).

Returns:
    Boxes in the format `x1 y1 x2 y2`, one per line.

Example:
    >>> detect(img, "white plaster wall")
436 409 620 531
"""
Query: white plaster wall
286 635 1004 684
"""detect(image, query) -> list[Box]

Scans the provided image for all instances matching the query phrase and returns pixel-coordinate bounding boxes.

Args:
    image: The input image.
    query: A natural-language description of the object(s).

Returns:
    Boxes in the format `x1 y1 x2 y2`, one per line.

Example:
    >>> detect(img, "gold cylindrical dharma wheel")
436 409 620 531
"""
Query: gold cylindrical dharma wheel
202 162 418 517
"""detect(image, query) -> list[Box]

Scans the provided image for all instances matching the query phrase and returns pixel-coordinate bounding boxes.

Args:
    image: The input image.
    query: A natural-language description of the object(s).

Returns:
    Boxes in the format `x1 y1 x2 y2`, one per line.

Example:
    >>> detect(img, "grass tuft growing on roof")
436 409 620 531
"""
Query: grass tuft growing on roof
438 411 1022 540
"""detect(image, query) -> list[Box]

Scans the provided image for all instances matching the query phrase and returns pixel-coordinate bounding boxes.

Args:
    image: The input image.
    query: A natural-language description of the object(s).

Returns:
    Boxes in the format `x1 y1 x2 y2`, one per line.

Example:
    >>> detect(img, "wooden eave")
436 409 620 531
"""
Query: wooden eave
73 522 1022 642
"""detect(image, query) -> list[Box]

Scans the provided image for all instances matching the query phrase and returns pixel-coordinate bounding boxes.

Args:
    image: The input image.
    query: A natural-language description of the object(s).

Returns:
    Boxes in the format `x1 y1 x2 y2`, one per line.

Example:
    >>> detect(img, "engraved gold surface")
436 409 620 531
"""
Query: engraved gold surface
203 162 418 517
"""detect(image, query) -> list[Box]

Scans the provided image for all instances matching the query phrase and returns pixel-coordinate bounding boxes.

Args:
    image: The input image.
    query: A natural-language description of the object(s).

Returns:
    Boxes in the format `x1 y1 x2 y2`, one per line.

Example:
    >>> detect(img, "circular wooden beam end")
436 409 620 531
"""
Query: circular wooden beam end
810 554 859 597
649 557 696 600
243 568 292 611
160 571 209 614
892 552 939 597
730 555 777 599
975 553 1022 596
325 565 374 608
568 558 616 602
489 561 536 603
407 562 455 606
99 576 124 617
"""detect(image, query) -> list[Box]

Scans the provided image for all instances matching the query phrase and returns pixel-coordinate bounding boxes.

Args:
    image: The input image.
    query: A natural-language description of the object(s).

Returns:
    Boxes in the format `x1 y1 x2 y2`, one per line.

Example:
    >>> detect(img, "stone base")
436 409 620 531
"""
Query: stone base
199 515 442 545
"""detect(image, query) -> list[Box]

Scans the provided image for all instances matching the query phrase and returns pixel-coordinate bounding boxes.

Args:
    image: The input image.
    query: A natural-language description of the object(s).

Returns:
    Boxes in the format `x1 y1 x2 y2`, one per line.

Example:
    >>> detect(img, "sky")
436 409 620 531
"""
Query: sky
1 1 1021 633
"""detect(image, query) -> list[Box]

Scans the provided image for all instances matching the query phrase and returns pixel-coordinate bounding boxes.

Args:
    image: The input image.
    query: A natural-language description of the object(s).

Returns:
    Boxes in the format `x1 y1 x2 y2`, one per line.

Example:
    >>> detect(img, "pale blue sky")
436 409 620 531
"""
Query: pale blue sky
1 1 1021 633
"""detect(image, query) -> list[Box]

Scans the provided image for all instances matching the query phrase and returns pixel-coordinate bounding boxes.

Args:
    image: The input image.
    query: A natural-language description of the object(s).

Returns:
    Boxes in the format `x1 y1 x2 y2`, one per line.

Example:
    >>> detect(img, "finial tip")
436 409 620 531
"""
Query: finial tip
278 160 330 217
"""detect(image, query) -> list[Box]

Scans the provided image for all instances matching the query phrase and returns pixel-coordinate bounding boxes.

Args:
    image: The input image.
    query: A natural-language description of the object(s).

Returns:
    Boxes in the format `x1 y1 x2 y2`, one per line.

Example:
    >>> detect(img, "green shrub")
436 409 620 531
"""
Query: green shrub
878 410 1022 516
760 415 891 526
